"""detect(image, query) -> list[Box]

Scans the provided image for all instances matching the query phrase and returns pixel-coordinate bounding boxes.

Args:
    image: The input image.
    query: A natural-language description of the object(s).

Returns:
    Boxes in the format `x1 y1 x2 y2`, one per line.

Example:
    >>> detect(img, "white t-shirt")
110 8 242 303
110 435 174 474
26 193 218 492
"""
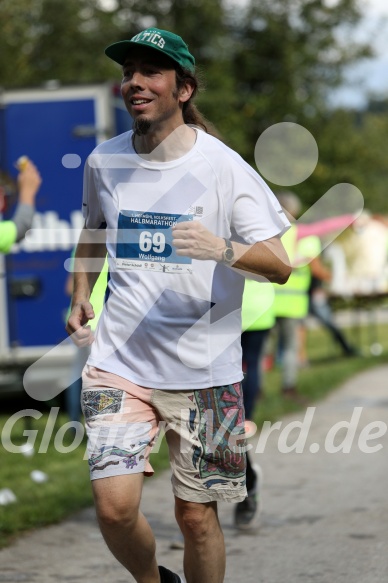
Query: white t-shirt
82 128 289 389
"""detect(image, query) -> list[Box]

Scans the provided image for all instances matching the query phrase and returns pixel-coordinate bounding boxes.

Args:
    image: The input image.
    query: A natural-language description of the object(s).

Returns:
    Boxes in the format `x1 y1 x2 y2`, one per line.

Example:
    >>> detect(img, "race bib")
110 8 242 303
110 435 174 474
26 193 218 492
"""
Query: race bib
115 210 193 273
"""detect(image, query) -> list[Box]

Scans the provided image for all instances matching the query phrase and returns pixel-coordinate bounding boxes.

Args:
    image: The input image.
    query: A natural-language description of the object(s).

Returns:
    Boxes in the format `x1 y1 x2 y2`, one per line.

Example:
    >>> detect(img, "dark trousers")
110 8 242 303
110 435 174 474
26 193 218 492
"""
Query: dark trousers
241 329 270 420
310 294 354 354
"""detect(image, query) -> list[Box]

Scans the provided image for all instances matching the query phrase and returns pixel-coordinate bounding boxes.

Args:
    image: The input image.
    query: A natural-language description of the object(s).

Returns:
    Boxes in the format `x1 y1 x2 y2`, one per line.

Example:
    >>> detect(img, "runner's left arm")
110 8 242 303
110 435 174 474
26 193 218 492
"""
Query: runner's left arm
172 221 290 284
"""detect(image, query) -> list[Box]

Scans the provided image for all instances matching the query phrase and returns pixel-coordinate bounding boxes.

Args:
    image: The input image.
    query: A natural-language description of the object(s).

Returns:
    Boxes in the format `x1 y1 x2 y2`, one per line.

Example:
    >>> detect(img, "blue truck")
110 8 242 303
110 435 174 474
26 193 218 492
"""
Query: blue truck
0 83 130 397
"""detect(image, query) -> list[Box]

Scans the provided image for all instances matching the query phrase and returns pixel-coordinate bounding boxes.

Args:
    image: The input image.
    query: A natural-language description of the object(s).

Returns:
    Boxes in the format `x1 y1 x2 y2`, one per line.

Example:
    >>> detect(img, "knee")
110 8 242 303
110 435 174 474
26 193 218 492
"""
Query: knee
96 498 139 530
175 500 216 542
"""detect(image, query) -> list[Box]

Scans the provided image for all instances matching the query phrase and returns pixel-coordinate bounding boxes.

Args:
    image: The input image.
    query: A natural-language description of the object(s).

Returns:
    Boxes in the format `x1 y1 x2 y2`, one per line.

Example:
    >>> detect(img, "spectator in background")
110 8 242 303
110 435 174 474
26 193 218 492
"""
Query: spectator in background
342 210 388 294
273 192 321 399
235 278 274 529
302 274 357 363
240 279 274 423
0 159 41 253
237 210 356 524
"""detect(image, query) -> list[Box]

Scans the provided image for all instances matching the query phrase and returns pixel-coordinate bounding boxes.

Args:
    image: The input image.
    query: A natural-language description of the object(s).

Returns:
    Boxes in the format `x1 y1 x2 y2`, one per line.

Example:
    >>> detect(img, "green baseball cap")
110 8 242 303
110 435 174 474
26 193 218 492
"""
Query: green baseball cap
105 28 195 73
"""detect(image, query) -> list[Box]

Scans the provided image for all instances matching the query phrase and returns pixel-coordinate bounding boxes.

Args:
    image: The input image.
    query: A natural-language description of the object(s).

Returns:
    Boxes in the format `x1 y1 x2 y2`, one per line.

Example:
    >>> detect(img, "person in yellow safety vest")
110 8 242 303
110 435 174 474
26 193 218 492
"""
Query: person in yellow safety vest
0 160 41 254
235 278 275 529
273 192 322 398
241 279 275 419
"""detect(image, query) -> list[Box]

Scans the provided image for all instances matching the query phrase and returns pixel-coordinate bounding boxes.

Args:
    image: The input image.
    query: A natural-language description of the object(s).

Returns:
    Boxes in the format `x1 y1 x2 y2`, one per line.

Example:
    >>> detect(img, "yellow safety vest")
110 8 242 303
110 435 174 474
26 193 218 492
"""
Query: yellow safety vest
273 225 321 319
0 221 17 254
242 278 275 331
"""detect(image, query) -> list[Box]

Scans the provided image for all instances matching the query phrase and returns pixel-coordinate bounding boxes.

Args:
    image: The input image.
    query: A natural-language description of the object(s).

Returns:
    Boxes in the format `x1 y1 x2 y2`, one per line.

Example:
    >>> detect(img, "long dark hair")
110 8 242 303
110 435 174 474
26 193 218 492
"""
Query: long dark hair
175 67 221 139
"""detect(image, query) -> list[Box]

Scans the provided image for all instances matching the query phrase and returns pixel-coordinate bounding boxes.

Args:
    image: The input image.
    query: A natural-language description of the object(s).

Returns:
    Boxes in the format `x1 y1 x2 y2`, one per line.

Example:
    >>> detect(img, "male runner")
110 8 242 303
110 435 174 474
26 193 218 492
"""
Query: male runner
66 27 290 583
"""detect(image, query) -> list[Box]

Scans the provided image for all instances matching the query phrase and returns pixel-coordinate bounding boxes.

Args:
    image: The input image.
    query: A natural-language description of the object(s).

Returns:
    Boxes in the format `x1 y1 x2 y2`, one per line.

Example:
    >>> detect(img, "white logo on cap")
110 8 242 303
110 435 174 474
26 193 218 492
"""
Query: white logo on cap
132 31 165 49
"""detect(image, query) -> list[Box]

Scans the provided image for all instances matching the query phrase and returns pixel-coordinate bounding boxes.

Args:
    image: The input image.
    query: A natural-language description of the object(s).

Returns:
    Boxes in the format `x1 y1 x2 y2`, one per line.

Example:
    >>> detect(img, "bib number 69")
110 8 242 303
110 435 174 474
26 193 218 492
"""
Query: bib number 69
139 231 166 253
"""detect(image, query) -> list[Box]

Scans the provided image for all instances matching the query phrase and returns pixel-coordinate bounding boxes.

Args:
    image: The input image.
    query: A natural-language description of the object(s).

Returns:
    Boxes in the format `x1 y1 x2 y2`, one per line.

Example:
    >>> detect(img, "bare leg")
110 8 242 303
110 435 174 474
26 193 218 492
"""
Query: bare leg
92 474 160 583
175 497 225 583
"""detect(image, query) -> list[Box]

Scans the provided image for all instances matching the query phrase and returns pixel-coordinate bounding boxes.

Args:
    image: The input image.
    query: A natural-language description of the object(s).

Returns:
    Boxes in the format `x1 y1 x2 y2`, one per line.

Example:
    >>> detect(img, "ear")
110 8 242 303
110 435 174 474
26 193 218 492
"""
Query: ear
178 80 195 104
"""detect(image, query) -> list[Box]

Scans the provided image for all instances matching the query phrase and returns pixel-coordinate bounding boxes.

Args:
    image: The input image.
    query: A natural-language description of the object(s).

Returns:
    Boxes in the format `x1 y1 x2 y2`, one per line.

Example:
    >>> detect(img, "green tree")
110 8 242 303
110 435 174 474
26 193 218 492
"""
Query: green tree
223 0 371 162
0 0 119 86
301 105 388 213
1 0 379 212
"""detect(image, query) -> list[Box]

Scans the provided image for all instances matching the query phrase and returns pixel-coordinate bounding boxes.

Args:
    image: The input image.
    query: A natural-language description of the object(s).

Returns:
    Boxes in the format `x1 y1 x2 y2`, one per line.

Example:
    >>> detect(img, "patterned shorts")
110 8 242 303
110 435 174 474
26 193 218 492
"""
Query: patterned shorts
82 365 247 503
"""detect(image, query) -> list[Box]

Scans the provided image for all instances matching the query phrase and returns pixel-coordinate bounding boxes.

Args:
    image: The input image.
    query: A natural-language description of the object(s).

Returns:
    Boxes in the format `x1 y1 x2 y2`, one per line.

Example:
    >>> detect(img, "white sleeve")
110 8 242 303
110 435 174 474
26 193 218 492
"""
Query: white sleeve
82 155 105 229
228 159 290 243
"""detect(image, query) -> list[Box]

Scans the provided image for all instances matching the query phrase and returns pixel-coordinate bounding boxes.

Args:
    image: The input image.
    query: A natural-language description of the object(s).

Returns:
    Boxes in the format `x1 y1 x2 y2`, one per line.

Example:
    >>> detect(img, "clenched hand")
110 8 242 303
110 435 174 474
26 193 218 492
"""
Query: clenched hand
66 301 95 347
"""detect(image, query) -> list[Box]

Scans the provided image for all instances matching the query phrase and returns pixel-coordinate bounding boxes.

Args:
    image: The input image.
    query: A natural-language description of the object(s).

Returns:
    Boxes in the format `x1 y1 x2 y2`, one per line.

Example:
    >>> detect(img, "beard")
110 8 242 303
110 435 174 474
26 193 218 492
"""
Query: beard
133 117 152 135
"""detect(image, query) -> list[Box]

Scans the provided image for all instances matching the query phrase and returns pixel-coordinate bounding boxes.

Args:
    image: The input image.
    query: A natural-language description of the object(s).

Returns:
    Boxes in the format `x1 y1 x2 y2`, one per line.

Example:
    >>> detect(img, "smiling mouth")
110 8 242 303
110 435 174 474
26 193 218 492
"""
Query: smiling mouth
131 98 152 105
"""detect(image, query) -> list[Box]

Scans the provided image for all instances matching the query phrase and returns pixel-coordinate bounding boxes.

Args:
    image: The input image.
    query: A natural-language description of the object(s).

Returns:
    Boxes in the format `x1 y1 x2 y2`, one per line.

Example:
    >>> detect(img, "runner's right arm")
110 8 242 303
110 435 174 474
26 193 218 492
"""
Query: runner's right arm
65 225 106 345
